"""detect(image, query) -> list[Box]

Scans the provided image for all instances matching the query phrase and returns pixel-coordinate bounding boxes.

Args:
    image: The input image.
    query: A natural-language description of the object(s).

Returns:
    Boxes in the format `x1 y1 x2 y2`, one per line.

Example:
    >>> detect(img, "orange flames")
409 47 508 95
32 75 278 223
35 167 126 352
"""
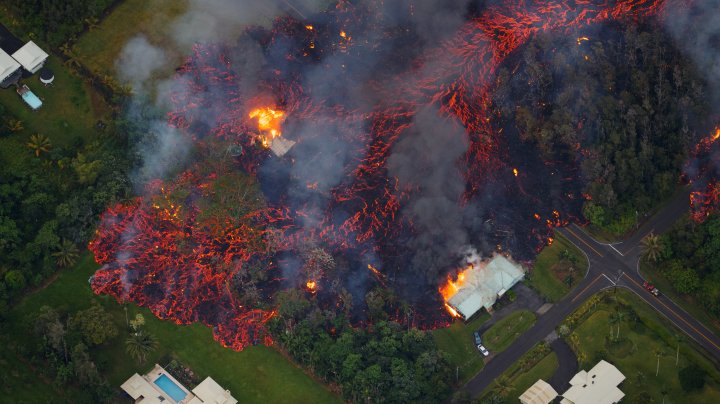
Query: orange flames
576 36 589 45
439 266 472 317
249 107 285 147
306 280 317 292
513 168 519 177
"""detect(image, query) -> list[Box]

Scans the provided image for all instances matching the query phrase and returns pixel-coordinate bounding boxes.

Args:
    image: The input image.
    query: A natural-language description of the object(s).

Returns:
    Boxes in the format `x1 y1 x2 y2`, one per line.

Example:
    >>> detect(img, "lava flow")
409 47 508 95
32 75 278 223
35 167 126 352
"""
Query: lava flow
90 0 691 350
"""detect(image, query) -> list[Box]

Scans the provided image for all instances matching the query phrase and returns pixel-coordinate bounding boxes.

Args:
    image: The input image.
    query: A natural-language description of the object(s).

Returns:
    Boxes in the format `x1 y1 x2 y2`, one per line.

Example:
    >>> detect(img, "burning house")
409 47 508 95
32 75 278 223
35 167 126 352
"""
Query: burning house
443 255 525 320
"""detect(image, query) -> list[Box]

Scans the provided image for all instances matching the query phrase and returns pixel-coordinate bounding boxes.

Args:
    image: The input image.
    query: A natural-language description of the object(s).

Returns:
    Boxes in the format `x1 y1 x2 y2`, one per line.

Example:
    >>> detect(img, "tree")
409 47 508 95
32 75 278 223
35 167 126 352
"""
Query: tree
7 119 23 132
641 233 663 263
4 270 26 291
69 303 118 345
125 331 159 364
678 364 706 392
492 375 513 397
654 347 666 376
71 343 99 386
130 313 145 331
52 239 79 268
27 134 52 157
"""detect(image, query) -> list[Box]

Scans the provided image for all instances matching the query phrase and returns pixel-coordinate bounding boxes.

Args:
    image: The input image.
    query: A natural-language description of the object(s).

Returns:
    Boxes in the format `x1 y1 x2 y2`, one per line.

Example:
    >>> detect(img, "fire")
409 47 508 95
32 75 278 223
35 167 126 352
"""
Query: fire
339 30 347 38
444 303 460 318
439 266 471 303
513 168 519 177
306 280 317 291
305 25 313 30
249 107 285 147
577 36 589 45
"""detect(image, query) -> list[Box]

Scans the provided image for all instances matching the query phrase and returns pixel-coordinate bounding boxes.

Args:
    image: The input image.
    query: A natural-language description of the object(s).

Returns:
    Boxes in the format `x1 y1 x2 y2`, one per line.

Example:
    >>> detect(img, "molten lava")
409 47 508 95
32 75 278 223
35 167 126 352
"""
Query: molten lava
89 0 703 350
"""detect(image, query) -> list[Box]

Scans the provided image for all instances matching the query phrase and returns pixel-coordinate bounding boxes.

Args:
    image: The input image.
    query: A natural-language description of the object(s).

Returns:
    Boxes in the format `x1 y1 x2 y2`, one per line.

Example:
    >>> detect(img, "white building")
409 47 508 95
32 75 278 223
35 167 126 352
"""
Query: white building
519 379 558 404
561 360 625 404
447 255 525 320
121 364 237 404
0 48 21 88
12 41 49 74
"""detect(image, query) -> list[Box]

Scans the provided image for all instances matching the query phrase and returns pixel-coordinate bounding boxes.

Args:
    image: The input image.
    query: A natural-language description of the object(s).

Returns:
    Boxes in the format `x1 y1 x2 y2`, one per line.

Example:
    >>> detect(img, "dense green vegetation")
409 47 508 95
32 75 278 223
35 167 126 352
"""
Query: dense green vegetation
528 233 587 302
269 287 454 403
563 290 720 403
494 22 709 236
432 314 491 383
647 213 720 327
1 253 339 403
5 0 116 46
482 310 537 353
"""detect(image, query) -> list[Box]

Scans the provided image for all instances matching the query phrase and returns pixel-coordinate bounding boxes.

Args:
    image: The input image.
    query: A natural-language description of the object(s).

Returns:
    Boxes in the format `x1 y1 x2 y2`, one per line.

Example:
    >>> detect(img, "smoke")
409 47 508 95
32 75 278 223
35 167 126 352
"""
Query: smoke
664 0 720 103
387 106 469 295
116 35 168 93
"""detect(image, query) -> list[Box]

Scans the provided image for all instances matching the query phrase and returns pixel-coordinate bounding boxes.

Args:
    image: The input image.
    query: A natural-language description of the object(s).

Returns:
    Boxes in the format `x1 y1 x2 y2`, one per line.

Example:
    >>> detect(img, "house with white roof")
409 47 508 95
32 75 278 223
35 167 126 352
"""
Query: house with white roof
0 48 21 88
519 379 558 404
561 360 625 404
447 254 525 320
12 41 49 74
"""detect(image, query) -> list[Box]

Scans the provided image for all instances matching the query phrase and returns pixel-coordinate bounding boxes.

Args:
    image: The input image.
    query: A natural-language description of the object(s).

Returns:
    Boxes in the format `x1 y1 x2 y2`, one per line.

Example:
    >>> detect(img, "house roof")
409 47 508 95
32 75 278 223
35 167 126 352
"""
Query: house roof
120 373 167 404
12 41 48 71
561 360 625 404
0 48 20 82
519 379 558 404
192 377 238 404
448 255 525 319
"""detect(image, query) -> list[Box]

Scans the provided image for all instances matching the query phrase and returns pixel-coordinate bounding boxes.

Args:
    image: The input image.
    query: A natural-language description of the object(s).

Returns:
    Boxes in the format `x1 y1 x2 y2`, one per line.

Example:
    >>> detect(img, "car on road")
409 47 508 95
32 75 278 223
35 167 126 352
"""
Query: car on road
478 344 490 357
643 281 661 297
473 331 482 346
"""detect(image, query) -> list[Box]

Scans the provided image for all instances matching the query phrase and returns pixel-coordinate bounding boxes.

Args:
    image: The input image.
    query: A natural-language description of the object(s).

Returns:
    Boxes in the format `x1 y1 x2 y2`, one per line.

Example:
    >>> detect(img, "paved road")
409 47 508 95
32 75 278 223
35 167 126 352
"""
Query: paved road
464 188 720 397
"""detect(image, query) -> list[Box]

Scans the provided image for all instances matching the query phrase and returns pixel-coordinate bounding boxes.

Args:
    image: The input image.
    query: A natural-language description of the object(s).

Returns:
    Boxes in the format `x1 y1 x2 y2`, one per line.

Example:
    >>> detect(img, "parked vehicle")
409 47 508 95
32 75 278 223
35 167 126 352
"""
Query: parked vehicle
478 344 490 357
473 331 482 346
643 281 661 297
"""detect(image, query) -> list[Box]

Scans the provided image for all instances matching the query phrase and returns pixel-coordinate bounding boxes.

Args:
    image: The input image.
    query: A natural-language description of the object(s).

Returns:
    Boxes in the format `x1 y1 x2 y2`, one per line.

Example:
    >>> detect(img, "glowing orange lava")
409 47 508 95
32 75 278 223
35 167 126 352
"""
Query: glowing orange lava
306 280 317 291
513 168 519 177
249 107 285 147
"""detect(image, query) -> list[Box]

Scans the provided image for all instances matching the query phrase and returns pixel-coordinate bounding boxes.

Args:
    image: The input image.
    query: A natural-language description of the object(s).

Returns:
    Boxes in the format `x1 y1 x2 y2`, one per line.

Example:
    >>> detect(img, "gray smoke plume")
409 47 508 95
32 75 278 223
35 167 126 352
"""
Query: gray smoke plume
387 106 470 290
664 0 720 102
116 35 168 93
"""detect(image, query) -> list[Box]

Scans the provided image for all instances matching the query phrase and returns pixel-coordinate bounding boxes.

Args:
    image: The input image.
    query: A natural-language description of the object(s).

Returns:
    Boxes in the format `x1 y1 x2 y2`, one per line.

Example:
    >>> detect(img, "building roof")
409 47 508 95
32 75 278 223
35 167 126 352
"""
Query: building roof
192 377 238 404
0 48 20 82
120 373 167 404
269 136 296 157
520 379 558 404
12 41 48 72
561 360 625 404
448 255 525 319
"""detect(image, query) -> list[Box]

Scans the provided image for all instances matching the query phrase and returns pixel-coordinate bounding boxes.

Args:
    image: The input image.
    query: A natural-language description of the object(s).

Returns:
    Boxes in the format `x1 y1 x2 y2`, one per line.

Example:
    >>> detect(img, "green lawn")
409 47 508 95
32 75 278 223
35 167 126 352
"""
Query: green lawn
2 252 339 404
479 350 558 401
73 0 189 79
528 233 587 302
432 313 491 384
482 310 537 353
0 57 111 171
571 291 720 403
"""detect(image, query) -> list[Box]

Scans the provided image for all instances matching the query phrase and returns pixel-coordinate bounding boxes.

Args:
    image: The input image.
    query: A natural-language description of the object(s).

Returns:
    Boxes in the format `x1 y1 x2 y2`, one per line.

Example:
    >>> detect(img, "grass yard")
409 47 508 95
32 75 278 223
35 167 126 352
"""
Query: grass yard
482 310 537 353
432 313 491 384
0 57 111 169
73 0 189 80
570 290 720 403
2 252 339 404
479 350 558 401
528 233 587 302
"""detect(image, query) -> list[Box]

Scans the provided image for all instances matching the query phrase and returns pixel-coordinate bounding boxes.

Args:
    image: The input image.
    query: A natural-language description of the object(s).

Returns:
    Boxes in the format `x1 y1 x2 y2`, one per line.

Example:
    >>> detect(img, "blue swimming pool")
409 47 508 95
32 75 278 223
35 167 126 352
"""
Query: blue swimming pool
21 90 42 110
154 374 187 402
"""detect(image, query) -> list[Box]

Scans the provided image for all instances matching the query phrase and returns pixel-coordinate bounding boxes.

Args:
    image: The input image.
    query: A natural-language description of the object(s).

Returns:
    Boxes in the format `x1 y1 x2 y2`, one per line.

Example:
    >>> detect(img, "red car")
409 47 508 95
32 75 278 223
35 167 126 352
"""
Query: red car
643 281 661 297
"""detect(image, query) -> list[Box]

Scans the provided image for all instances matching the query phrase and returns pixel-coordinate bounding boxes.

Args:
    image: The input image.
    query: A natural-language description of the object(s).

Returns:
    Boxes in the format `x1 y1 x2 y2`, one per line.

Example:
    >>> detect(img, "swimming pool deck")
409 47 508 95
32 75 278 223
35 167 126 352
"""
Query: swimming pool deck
121 364 196 404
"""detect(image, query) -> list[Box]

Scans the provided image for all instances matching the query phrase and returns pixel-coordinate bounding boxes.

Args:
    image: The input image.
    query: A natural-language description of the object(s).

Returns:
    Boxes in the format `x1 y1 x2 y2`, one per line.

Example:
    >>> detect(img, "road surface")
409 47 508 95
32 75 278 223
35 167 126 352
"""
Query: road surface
464 189 720 397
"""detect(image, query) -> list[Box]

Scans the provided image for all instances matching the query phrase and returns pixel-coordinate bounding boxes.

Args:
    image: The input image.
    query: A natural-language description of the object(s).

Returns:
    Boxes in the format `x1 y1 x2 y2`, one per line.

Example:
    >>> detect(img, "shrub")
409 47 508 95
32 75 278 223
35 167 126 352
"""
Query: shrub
678 364 706 392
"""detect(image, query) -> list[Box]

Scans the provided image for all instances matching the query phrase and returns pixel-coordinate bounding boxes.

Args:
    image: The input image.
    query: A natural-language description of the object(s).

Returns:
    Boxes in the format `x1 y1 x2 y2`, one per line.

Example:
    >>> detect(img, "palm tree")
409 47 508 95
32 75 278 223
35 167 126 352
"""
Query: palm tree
492 375 513 398
53 239 79 268
674 334 683 366
27 134 51 157
614 311 625 340
125 332 159 364
7 119 23 132
635 370 646 386
641 233 663 263
654 347 665 376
